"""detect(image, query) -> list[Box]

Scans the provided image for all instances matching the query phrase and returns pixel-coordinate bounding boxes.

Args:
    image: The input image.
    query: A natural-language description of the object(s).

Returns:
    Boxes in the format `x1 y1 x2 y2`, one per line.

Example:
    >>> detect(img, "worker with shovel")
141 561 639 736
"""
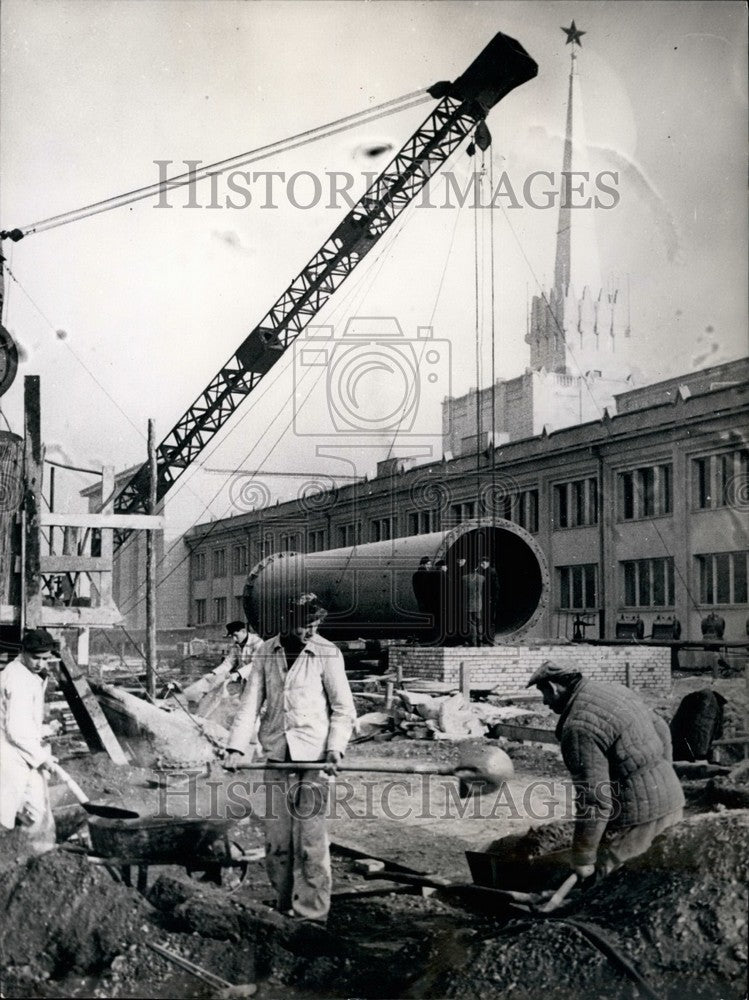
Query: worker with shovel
171 620 263 718
223 593 356 924
0 628 58 859
527 660 684 882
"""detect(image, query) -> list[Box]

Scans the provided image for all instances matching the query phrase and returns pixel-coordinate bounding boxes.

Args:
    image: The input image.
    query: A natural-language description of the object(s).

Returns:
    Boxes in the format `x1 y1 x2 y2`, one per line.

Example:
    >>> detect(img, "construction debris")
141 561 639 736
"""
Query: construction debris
364 689 541 742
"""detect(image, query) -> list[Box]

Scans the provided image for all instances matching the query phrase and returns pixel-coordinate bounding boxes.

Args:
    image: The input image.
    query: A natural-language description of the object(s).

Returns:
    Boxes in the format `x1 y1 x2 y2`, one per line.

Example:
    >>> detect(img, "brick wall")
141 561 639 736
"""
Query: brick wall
390 643 671 696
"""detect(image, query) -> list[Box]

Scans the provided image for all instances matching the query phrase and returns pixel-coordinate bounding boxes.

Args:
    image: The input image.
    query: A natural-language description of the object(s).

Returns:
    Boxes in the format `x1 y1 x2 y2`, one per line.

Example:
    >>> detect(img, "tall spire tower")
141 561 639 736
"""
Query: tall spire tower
526 22 629 376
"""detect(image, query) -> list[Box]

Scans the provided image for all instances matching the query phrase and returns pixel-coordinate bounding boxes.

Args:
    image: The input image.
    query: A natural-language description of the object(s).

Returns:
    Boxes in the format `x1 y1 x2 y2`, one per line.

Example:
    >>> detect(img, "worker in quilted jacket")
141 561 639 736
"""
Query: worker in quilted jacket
224 594 356 924
526 660 684 881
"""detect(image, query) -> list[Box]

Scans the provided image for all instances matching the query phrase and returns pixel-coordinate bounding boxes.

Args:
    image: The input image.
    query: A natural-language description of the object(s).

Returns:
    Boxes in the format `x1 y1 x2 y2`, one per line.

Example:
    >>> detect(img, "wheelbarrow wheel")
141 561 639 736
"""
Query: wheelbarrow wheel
185 841 250 891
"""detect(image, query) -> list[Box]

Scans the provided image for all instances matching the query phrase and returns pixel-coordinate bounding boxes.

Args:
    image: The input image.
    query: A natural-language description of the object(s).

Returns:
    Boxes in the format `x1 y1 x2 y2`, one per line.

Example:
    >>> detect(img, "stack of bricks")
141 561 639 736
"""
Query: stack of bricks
390 643 671 697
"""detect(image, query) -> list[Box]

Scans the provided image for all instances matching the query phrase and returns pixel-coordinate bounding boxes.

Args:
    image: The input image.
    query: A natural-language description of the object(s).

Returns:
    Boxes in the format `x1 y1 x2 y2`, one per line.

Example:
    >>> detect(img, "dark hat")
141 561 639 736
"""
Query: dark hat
21 628 57 654
526 659 580 688
284 593 327 625
418 556 431 565
225 620 247 636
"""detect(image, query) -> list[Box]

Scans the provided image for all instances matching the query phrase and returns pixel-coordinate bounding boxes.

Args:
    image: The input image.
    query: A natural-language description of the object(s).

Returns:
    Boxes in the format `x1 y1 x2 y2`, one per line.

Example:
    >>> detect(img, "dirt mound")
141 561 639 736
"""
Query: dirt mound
0 850 151 977
580 811 749 994
436 810 749 1000
484 818 574 859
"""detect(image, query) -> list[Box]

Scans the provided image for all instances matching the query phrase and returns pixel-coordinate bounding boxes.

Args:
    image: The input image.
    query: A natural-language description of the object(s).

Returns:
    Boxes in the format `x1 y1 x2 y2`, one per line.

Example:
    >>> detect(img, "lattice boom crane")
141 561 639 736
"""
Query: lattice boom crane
113 31 537 537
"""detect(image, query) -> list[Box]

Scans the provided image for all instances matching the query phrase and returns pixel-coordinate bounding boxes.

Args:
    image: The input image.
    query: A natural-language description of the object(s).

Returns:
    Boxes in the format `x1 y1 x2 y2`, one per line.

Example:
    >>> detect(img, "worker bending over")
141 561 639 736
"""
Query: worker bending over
526 660 684 880
0 629 59 858
177 620 262 718
224 594 356 924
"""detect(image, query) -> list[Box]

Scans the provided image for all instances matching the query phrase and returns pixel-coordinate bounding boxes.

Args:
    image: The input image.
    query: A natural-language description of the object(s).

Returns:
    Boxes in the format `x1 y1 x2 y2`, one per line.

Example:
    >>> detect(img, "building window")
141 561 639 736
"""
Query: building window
262 533 274 558
450 501 476 524
516 488 539 534
693 450 749 510
232 545 247 575
307 528 325 552
407 510 439 535
194 598 206 625
618 464 672 521
213 596 227 623
371 517 394 542
234 595 245 619
212 548 226 577
192 552 206 580
553 478 598 528
621 557 675 607
280 532 300 552
557 564 597 610
697 551 748 605
336 522 361 548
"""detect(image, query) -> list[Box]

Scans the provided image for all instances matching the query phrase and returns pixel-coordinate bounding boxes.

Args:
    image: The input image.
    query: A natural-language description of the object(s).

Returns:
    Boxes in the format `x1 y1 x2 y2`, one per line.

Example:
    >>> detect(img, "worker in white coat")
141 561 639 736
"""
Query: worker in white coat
0 628 58 856
224 594 356 924
177 621 263 719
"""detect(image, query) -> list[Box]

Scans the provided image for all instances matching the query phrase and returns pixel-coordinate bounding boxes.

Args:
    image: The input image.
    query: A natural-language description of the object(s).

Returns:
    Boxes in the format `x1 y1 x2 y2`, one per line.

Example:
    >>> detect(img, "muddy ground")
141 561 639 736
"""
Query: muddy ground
1 674 747 999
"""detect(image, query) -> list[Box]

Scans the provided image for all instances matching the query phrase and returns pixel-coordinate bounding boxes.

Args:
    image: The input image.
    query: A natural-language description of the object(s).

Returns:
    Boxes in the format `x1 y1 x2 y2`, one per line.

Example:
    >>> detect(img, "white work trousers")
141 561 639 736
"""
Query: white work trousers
262 763 332 922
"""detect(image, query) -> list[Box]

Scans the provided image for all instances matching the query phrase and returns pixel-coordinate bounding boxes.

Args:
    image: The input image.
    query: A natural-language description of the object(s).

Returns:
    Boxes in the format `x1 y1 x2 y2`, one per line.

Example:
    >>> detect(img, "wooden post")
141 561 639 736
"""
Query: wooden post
395 656 403 686
625 661 632 688
23 377 43 629
145 419 157 700
745 657 749 760
99 466 115 610
77 628 90 667
460 661 471 701
384 679 394 710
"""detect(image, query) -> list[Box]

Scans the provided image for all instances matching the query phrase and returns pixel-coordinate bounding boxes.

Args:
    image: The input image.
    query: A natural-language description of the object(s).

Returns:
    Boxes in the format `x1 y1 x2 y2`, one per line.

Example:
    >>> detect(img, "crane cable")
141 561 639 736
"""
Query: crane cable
1 89 431 241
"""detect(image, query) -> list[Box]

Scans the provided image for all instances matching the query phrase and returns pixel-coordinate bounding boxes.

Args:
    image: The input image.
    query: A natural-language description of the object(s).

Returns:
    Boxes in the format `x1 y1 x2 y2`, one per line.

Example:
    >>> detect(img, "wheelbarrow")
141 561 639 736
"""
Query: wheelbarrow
78 812 257 892
360 847 579 913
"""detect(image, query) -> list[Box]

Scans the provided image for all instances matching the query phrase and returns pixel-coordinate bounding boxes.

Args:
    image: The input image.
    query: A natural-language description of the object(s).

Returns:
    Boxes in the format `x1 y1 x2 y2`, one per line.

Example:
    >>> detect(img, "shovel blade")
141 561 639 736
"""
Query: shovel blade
83 802 140 820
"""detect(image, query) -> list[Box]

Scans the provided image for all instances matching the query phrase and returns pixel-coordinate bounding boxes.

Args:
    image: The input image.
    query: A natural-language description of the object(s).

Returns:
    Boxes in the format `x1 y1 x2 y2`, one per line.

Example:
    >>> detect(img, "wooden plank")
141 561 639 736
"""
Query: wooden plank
57 645 129 764
23 376 43 628
40 555 111 573
41 606 123 627
491 722 558 744
40 512 164 530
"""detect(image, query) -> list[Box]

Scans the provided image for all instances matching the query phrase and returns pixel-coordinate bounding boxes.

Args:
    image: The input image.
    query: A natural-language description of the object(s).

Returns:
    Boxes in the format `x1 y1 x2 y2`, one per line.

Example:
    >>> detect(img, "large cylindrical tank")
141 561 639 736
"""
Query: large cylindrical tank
244 518 549 643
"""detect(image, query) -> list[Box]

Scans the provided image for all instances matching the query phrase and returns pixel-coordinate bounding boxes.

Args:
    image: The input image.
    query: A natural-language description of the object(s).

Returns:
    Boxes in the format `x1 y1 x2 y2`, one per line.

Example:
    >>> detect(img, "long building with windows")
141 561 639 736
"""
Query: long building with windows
184 357 749 643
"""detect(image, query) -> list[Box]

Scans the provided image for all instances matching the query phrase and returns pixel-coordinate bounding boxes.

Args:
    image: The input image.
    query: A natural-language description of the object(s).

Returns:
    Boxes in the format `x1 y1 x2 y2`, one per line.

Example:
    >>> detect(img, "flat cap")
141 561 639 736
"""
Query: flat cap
526 659 579 688
21 628 57 654
225 620 247 636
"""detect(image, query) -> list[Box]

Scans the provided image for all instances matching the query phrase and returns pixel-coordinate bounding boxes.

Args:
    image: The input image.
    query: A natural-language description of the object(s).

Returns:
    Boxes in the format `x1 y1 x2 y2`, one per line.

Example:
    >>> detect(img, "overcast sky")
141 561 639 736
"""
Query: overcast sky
1 0 746 530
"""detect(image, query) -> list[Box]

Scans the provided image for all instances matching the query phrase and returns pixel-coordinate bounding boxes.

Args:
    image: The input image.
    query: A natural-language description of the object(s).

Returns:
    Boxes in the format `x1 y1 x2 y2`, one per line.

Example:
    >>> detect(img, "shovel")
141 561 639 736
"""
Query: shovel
223 744 515 798
46 761 140 820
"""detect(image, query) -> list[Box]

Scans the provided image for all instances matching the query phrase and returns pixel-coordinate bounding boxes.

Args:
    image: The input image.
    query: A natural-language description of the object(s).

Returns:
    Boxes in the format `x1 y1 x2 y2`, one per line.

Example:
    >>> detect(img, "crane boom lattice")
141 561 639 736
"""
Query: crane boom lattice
113 32 537 545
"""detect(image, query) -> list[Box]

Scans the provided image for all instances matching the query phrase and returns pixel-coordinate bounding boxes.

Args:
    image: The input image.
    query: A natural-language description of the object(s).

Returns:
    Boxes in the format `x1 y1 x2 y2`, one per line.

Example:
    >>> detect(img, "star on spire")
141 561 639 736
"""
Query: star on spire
561 21 586 46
